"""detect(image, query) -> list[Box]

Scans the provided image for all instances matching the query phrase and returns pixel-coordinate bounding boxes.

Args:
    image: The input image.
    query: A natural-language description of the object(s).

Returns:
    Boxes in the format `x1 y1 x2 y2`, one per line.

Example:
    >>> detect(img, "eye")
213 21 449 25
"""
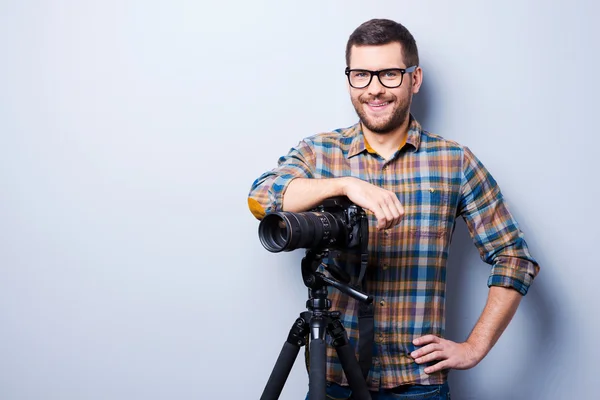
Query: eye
351 71 369 79
383 70 399 78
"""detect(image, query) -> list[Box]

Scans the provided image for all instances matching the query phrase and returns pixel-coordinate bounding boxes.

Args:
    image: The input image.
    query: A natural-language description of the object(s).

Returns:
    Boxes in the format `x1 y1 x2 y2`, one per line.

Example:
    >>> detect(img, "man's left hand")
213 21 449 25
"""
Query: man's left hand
410 335 482 374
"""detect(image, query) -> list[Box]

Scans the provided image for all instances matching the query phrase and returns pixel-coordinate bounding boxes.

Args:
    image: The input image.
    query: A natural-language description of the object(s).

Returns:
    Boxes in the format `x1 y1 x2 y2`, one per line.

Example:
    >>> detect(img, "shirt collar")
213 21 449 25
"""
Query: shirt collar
346 114 422 159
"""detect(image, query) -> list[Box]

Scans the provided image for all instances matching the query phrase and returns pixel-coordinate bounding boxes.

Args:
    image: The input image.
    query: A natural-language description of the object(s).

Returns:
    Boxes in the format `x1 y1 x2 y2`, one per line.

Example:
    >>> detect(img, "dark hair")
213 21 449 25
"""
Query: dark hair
345 19 419 67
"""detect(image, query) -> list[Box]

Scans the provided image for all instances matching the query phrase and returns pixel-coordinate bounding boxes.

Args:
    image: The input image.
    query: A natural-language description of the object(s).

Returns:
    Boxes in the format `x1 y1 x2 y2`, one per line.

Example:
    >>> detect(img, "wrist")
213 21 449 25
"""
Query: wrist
338 176 353 196
464 339 488 364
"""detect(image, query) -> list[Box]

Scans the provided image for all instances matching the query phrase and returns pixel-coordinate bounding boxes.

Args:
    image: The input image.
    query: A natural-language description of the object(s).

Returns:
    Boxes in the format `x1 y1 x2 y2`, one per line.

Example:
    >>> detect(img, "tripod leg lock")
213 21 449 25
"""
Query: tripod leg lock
328 318 349 347
287 317 309 347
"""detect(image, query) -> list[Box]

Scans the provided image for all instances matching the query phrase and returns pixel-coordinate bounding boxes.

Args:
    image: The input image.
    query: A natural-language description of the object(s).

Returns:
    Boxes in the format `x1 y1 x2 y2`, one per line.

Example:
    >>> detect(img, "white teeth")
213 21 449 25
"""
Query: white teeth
369 102 389 107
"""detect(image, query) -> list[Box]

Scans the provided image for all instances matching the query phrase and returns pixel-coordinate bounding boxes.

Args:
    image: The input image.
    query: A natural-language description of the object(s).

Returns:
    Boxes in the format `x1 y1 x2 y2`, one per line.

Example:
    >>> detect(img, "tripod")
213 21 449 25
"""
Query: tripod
260 249 374 400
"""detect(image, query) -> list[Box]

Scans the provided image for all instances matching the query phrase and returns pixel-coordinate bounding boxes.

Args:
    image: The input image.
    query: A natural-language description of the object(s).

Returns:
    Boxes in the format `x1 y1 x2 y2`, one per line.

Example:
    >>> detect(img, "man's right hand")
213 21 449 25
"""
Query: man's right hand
281 177 404 229
341 177 404 230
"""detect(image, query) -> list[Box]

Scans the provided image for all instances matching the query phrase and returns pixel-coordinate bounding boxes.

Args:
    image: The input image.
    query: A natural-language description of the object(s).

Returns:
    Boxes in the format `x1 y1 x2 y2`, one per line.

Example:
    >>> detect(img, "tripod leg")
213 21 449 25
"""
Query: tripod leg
260 316 308 400
328 318 372 400
308 315 327 400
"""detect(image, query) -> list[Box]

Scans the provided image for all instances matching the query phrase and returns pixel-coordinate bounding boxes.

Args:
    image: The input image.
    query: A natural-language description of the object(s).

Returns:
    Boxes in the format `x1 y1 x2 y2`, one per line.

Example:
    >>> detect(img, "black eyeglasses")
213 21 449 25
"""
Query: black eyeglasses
345 66 417 89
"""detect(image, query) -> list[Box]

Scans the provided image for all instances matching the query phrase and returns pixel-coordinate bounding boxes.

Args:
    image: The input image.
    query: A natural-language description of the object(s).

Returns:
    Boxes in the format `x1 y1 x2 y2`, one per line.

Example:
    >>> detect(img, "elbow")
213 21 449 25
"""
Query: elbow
248 197 267 220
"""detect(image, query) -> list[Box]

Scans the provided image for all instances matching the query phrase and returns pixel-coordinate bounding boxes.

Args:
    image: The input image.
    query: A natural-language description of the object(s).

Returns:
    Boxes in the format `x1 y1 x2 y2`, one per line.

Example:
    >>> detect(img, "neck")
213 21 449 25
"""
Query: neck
362 116 410 160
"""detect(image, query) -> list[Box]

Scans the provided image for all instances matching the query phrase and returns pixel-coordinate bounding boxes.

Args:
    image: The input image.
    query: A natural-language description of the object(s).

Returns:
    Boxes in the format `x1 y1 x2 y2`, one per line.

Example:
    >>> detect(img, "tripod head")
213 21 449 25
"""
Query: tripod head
301 248 373 307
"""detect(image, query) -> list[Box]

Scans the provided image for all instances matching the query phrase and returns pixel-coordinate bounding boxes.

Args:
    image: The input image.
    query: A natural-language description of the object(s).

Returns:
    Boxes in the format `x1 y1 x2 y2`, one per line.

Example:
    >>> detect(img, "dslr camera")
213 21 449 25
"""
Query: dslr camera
258 196 368 254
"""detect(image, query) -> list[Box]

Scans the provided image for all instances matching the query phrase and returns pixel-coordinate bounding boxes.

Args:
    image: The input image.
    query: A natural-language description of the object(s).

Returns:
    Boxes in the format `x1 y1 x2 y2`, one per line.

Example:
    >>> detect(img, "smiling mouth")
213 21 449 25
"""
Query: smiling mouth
364 100 393 113
367 101 390 107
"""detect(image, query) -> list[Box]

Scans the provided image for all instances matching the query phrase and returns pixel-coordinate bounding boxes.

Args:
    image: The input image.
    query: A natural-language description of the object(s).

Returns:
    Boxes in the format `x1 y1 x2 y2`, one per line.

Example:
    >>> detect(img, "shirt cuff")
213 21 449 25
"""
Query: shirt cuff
487 260 536 295
267 174 297 213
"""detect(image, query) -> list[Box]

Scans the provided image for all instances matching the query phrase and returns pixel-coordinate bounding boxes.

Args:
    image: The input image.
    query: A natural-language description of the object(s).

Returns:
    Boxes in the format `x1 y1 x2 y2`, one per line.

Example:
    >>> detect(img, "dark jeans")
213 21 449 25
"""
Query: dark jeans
305 381 450 400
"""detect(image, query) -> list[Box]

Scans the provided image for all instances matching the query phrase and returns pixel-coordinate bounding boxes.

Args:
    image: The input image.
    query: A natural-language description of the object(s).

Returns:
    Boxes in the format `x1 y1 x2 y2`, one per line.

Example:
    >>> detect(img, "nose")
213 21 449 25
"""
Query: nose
367 74 385 96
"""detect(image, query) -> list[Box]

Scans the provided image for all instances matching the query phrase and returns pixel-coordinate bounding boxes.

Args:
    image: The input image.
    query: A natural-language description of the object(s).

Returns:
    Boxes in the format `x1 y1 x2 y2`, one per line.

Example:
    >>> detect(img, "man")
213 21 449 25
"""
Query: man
248 19 539 400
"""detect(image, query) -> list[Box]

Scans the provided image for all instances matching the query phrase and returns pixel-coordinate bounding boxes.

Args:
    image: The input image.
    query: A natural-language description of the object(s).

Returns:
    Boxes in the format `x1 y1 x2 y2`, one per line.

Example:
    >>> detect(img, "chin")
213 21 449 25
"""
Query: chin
369 125 395 135
362 114 389 129
363 119 395 134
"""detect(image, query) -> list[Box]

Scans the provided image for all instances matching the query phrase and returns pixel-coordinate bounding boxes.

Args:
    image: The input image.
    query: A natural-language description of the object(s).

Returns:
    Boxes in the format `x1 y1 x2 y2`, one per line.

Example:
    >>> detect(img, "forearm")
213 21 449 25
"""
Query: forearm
466 286 523 361
282 177 350 212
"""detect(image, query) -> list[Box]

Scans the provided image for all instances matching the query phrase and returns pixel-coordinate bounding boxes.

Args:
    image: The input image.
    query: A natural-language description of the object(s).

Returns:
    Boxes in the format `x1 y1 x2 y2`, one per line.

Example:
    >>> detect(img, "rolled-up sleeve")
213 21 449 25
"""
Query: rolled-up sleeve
457 147 540 295
247 139 315 220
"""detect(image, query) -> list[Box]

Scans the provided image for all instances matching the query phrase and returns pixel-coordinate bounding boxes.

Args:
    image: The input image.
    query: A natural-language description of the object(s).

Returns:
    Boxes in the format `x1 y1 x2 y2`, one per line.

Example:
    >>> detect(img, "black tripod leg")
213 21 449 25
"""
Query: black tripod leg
308 315 327 400
329 318 372 400
260 316 309 400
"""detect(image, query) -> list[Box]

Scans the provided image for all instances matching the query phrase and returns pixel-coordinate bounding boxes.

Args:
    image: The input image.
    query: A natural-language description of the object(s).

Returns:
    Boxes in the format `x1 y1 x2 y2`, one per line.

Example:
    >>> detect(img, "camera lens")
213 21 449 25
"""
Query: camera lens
259 214 290 251
258 211 341 252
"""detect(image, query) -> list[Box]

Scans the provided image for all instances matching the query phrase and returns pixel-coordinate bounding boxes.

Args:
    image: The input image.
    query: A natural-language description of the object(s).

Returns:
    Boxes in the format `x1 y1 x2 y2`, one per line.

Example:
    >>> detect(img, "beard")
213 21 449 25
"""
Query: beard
352 92 412 134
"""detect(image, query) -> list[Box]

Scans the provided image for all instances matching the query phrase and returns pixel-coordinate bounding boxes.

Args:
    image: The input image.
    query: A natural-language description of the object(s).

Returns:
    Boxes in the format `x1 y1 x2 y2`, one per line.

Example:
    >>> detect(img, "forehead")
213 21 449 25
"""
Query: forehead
349 42 406 69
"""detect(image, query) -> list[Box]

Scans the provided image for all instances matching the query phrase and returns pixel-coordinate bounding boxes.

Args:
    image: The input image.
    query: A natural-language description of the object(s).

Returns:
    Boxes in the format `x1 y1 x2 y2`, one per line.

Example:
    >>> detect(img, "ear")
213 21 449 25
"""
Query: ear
411 66 423 94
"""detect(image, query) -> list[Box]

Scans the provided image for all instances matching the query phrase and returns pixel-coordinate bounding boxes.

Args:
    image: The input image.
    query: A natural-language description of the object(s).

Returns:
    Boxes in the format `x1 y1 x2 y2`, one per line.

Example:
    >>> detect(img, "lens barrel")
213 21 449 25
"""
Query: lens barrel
258 211 343 252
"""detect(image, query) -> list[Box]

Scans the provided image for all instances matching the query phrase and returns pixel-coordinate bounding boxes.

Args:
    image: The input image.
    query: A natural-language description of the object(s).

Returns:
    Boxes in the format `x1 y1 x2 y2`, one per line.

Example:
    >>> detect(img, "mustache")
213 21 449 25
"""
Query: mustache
360 95 394 103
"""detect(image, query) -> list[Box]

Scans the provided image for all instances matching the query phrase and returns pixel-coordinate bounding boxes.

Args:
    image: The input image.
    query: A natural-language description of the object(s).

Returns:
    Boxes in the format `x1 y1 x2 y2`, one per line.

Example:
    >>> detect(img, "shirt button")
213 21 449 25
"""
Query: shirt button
383 230 390 237
379 299 386 307
382 263 388 270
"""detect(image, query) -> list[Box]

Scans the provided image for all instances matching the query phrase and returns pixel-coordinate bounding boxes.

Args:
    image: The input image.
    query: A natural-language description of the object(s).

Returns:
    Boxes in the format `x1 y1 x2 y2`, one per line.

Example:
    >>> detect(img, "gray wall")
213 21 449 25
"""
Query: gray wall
1 1 598 399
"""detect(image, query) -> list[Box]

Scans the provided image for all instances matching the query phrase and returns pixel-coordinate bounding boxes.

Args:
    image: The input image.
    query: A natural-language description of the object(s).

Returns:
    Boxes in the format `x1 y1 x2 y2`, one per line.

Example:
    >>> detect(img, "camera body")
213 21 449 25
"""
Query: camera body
310 197 364 250
258 196 368 253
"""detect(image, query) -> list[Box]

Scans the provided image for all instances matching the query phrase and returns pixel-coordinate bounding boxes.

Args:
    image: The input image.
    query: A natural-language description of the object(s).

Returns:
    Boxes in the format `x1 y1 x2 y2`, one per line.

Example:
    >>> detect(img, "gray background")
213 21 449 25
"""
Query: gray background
1 1 598 399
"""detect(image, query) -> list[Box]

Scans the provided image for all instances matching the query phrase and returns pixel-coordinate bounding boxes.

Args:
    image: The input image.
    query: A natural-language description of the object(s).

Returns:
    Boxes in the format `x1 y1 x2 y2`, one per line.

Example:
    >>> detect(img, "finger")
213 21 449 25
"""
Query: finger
377 200 395 229
415 350 445 364
383 198 401 227
413 335 440 346
388 193 404 219
372 205 388 230
394 199 405 223
391 211 402 227
424 360 450 374
411 343 442 358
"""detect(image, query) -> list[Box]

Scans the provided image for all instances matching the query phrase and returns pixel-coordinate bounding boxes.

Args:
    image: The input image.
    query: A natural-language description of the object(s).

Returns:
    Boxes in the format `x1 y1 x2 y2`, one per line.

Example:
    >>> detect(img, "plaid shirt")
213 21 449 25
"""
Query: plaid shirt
248 116 540 389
